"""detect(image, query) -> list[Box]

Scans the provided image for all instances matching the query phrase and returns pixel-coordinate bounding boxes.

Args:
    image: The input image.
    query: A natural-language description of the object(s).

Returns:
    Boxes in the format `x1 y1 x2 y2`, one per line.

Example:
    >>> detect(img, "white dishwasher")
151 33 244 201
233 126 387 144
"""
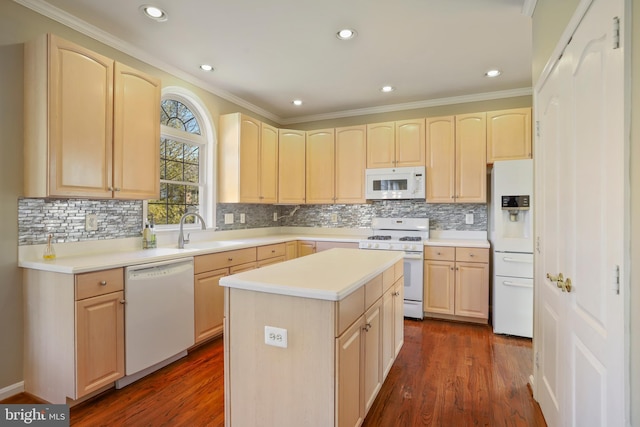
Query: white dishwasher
116 257 195 388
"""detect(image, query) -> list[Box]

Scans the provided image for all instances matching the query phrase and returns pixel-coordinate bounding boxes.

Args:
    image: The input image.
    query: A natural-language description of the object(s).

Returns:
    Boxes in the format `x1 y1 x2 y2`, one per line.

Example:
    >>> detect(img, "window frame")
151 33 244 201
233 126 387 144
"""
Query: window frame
144 87 216 232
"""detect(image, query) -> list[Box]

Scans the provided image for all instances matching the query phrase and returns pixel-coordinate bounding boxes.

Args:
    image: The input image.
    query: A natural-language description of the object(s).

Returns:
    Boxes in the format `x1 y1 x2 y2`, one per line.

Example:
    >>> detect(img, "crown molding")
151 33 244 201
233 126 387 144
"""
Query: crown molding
14 0 533 126
521 0 537 17
13 0 280 123
280 87 533 125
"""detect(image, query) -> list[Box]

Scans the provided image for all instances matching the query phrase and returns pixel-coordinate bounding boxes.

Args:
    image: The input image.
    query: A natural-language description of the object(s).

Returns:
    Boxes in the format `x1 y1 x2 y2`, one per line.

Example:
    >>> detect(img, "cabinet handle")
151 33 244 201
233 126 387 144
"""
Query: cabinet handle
271 250 276 253
437 252 441 255
456 267 459 271
363 323 372 332
108 186 114 191
228 257 233 261
100 280 107 286
120 300 126 304
393 291 400 296
114 187 121 192
469 254 475 257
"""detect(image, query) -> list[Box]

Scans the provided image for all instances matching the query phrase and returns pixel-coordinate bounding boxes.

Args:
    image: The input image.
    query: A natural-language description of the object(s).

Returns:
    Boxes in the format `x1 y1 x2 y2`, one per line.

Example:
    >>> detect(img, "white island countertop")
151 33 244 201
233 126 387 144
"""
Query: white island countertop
219 248 403 301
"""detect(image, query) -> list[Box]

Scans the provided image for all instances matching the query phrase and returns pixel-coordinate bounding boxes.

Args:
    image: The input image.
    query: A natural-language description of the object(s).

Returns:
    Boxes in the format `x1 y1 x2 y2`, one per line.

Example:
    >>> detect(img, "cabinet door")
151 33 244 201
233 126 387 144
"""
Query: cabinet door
335 125 367 203
455 113 486 203
239 115 261 202
424 260 455 315
392 279 404 358
194 268 228 343
426 116 456 203
113 62 161 199
336 316 364 427
366 122 395 168
306 129 335 204
297 241 316 257
486 107 532 163
260 123 279 203
278 129 306 204
285 241 298 260
381 287 395 379
363 300 383 414
48 35 114 198
76 291 124 398
454 262 489 319
395 119 425 167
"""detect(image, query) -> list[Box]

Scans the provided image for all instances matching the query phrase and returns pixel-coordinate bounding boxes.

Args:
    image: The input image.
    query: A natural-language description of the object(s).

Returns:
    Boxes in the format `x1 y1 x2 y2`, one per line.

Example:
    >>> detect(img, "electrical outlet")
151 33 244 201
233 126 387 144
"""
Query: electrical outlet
240 213 246 223
273 212 278 221
264 326 288 348
85 214 98 231
331 213 338 223
465 213 474 225
224 213 234 224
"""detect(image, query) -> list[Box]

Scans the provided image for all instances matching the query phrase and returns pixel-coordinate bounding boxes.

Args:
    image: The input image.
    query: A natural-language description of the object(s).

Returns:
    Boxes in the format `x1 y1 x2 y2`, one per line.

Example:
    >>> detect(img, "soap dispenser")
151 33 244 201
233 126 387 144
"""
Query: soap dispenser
43 234 56 260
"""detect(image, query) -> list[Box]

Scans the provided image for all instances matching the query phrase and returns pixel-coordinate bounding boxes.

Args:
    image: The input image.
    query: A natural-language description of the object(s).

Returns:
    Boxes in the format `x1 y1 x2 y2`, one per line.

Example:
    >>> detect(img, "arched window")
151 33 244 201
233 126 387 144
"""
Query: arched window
148 88 215 228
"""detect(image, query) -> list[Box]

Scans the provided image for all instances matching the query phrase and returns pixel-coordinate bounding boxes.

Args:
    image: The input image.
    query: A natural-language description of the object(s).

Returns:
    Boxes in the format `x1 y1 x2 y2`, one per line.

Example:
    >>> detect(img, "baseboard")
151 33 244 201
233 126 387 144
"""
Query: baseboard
0 381 25 401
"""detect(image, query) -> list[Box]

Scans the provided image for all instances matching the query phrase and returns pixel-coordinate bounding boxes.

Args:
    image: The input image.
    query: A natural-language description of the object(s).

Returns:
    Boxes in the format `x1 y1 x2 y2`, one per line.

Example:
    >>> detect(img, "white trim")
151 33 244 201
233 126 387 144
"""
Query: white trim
14 0 532 126
0 381 25 400
521 0 538 17
279 87 533 125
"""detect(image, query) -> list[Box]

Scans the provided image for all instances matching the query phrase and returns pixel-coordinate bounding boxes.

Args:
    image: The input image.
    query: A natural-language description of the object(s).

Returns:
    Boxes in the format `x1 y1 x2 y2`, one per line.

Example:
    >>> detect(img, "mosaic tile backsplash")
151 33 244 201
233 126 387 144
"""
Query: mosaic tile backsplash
18 198 486 245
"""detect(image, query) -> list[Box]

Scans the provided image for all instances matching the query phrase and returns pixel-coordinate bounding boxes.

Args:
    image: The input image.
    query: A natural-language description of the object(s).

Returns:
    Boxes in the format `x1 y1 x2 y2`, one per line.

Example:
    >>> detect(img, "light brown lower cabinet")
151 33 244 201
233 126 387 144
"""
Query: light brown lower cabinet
23 267 125 404
423 246 489 323
226 259 404 427
297 240 317 257
194 248 257 344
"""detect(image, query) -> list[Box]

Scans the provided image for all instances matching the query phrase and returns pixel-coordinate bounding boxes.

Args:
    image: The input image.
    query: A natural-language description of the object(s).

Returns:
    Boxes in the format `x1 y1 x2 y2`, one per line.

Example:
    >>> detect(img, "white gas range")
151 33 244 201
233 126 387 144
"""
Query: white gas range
358 217 429 319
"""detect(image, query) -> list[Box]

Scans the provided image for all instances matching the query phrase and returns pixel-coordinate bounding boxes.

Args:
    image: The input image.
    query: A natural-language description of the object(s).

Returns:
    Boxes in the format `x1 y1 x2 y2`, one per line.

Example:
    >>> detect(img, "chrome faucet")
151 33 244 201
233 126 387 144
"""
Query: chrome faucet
178 212 207 248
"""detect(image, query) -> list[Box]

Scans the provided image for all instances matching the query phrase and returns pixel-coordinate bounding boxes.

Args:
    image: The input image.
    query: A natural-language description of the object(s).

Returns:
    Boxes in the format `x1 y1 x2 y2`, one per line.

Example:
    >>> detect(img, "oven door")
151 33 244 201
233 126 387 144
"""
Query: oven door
403 252 424 319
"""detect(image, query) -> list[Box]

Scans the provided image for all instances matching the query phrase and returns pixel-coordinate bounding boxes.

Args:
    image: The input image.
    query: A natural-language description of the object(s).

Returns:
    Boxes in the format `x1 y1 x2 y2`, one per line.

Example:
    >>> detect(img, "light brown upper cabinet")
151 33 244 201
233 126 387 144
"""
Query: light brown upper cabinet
306 126 367 204
278 129 306 204
486 107 532 163
24 34 160 199
366 119 425 168
218 113 278 203
426 113 486 203
306 128 335 204
335 125 367 203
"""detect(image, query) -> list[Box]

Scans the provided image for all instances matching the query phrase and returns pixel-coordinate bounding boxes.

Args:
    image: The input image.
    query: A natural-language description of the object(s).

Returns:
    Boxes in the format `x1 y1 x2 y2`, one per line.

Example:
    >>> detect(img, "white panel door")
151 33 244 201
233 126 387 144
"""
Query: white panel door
534 0 626 426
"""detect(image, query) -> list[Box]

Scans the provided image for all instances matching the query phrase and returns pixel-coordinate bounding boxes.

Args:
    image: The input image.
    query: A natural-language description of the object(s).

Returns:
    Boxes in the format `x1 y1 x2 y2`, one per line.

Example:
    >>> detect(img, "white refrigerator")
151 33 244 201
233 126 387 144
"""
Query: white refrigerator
490 159 534 338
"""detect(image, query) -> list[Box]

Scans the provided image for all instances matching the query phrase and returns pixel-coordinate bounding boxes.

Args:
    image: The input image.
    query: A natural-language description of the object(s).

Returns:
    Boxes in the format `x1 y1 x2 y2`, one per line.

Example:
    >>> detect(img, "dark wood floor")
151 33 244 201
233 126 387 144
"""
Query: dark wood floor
3 319 546 426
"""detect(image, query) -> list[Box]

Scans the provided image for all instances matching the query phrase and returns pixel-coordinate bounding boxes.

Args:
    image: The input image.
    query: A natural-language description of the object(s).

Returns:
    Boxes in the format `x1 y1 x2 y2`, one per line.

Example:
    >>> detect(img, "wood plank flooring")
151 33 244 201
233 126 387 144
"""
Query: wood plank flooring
3 319 546 426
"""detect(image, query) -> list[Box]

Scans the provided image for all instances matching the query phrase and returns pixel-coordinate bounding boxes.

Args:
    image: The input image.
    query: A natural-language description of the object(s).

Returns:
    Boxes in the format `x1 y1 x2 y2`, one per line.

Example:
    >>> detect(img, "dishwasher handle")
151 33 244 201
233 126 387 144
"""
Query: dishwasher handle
126 257 194 281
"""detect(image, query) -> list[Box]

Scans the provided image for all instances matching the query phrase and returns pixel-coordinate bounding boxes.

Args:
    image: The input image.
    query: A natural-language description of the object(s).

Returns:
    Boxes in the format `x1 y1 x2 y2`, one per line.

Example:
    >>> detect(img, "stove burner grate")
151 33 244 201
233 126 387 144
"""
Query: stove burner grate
367 235 392 240
399 236 422 242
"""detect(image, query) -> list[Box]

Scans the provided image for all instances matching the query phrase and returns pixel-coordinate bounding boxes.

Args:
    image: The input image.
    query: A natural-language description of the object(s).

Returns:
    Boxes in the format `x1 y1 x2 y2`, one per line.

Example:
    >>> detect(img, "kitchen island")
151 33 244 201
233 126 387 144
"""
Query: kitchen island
220 248 404 427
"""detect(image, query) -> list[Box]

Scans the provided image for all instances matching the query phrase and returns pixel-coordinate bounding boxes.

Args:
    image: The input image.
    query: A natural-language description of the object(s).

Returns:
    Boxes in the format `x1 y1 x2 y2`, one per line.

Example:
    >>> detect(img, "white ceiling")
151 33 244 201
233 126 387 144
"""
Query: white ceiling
17 0 533 125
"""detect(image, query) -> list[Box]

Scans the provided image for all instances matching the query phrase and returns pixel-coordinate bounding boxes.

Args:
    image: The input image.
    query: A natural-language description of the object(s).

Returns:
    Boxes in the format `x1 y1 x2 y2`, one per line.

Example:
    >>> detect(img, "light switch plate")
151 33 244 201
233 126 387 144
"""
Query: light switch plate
240 213 246 224
224 213 234 224
85 214 98 231
465 213 474 225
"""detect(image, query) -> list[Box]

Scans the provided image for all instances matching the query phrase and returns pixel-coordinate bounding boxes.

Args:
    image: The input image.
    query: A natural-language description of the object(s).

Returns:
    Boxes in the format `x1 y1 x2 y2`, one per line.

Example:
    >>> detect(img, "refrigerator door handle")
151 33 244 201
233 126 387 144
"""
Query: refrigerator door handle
502 256 533 263
502 280 533 288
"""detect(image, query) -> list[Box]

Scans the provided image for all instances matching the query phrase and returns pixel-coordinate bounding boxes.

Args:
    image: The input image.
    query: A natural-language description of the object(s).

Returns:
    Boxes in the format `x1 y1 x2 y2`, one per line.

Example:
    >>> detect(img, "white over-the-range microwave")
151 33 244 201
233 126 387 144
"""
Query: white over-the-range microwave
365 166 426 200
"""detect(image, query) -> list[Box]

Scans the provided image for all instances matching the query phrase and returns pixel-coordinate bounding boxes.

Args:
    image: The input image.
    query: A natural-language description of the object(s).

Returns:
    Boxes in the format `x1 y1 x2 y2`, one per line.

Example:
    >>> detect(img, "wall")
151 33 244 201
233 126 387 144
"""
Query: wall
0 41 25 393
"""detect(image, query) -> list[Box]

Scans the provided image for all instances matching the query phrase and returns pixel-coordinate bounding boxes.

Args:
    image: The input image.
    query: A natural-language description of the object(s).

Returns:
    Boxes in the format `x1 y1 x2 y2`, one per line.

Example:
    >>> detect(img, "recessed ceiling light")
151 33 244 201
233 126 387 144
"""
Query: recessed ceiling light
336 29 357 40
292 99 303 106
485 69 502 77
380 86 395 93
140 5 168 22
200 64 214 72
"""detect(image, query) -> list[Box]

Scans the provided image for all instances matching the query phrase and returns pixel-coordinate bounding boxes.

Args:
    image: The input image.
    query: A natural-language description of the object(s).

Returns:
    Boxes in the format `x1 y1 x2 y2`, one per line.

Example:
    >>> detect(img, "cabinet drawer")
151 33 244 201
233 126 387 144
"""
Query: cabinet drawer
455 247 489 263
336 286 365 337
257 243 286 261
230 262 257 274
75 268 124 300
424 246 455 261
257 256 285 268
365 274 383 309
195 248 257 273
382 265 395 292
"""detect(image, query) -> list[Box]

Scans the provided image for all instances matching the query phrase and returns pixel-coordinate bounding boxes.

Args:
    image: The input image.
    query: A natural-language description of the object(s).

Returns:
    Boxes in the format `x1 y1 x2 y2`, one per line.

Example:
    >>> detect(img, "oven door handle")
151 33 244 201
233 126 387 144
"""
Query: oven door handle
403 253 423 260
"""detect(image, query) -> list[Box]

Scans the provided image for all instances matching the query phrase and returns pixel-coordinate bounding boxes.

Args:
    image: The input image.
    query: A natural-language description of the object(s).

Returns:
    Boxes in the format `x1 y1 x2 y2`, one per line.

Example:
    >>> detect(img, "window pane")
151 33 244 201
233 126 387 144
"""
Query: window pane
184 163 199 183
165 160 184 181
160 99 201 135
184 145 199 164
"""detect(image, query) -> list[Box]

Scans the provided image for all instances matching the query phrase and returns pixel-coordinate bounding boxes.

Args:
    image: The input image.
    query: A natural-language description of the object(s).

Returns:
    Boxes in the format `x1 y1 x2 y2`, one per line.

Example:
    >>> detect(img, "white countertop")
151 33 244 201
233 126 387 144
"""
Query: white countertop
18 228 488 274
220 248 403 301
